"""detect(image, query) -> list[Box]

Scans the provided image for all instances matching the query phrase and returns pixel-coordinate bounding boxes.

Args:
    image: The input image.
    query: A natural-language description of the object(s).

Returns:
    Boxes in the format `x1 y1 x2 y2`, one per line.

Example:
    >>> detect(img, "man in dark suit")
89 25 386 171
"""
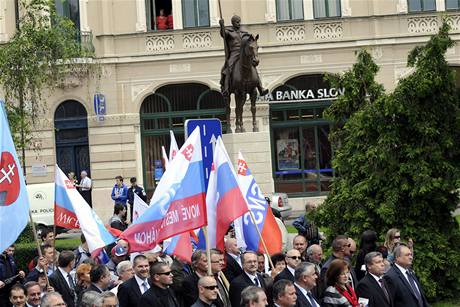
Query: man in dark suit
275 249 301 283
48 250 76 307
118 254 150 307
384 244 429 307
138 262 180 306
181 250 209 306
223 238 243 283
293 262 320 307
229 251 268 307
87 264 111 293
356 252 392 307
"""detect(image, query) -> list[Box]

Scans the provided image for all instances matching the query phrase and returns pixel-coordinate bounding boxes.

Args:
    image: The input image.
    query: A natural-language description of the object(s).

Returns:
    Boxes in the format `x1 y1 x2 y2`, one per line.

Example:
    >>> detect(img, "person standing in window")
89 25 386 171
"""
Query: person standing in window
76 170 92 207
156 9 168 30
167 10 173 29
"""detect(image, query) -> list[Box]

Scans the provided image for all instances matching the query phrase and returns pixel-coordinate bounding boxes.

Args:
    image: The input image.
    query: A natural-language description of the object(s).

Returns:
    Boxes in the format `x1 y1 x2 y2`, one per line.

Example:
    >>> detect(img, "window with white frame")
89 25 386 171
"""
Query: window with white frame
446 0 460 9
407 0 436 11
145 0 173 31
276 0 304 21
182 0 209 28
313 0 341 18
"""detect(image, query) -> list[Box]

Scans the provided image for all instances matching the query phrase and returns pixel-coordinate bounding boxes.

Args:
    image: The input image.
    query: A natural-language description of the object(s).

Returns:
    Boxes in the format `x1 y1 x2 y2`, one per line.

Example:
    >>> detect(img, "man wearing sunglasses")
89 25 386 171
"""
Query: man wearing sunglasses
138 262 180 306
274 250 302 283
192 276 219 307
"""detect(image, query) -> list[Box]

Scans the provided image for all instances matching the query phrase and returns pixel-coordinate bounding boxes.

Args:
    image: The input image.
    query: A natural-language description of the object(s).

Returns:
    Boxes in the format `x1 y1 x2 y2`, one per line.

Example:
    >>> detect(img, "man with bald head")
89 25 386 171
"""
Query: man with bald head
292 235 308 261
223 238 243 282
274 249 301 283
192 276 220 307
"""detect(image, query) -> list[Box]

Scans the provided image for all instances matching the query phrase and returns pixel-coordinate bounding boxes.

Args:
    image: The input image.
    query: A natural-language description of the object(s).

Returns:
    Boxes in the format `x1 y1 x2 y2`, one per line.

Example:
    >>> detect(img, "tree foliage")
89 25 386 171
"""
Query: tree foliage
0 0 95 153
316 22 460 300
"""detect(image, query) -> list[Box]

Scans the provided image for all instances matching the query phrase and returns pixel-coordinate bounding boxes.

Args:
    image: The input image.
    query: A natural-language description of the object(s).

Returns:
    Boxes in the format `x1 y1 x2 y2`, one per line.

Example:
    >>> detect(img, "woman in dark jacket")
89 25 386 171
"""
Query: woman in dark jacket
354 230 378 281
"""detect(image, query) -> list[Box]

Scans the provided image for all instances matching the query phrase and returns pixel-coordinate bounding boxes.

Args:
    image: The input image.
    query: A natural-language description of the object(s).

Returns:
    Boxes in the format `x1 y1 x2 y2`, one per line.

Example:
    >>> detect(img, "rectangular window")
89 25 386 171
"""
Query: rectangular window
271 105 333 196
182 0 209 28
407 0 436 12
55 0 80 29
146 0 173 31
313 0 341 18
276 0 304 21
446 0 460 9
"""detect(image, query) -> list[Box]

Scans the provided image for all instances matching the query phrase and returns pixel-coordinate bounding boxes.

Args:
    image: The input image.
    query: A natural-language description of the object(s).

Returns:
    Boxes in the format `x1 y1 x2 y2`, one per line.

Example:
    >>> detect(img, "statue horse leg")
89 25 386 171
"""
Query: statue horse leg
224 95 232 133
250 88 258 132
234 91 245 133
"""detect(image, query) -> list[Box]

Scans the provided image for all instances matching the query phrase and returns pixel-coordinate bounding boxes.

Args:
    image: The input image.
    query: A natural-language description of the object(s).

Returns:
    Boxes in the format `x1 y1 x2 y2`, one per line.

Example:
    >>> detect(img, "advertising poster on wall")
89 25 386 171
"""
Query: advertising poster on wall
276 139 300 170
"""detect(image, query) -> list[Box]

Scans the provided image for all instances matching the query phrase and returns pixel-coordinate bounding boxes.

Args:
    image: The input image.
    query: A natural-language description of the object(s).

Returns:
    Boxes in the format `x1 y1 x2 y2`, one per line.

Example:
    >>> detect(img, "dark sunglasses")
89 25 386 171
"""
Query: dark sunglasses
394 236 401 239
156 271 172 276
287 256 302 260
203 285 218 290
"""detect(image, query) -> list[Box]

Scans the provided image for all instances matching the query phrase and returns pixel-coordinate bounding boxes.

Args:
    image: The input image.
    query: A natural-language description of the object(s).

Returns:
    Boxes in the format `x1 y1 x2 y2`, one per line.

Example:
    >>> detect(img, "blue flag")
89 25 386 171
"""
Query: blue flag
0 102 30 253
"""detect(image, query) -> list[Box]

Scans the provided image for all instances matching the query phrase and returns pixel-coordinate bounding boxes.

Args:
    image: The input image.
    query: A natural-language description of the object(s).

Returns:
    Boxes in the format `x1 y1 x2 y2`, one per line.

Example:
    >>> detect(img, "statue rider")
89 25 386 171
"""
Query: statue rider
219 15 268 98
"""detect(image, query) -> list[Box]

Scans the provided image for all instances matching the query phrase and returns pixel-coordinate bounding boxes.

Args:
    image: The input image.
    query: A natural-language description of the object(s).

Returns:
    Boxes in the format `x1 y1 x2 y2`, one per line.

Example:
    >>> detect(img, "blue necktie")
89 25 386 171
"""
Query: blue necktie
307 291 318 307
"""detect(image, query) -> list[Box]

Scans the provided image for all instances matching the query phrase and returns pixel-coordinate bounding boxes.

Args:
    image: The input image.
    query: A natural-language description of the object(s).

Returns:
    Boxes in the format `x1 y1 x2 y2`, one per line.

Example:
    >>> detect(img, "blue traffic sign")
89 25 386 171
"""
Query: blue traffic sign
93 93 106 122
185 119 222 190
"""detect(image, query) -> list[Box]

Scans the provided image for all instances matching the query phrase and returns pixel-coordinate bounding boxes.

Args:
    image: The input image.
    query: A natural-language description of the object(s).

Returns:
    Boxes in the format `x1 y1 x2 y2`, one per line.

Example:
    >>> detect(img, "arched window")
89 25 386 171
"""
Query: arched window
140 83 225 195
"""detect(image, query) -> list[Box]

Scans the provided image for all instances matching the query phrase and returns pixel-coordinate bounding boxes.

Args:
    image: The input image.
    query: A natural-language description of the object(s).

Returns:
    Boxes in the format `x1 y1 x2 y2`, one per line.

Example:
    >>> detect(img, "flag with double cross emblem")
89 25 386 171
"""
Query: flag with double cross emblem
0 101 30 253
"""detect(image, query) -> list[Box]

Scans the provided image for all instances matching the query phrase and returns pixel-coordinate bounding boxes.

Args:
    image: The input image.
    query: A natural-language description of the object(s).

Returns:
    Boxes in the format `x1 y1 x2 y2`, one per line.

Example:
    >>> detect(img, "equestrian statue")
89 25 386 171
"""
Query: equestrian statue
219 15 268 133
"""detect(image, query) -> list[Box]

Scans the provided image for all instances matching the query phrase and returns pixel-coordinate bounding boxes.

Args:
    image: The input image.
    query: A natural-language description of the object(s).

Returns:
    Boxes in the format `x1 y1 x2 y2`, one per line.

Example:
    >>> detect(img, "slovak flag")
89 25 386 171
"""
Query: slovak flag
120 127 207 252
235 152 282 254
206 137 249 251
54 165 116 253
164 232 193 263
0 102 30 253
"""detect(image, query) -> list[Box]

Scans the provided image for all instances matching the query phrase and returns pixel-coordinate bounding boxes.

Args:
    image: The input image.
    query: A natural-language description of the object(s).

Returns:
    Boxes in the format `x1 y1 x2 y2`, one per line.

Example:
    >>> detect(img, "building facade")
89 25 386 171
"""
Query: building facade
2 0 460 221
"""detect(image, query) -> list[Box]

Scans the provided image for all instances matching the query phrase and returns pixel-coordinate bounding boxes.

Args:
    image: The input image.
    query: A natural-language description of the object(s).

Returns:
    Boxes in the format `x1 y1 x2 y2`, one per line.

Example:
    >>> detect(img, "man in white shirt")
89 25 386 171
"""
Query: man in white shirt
274 249 301 283
24 281 42 307
273 279 297 307
384 244 429 307
76 170 92 207
117 254 150 307
293 262 319 307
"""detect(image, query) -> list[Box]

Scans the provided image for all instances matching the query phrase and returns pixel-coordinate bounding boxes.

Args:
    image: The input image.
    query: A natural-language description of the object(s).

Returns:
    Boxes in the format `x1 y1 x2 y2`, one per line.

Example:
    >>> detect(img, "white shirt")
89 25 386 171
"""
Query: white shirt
229 253 242 267
244 272 259 286
287 265 295 277
294 282 319 307
80 177 92 190
58 267 73 289
369 272 383 284
395 263 420 293
135 274 150 294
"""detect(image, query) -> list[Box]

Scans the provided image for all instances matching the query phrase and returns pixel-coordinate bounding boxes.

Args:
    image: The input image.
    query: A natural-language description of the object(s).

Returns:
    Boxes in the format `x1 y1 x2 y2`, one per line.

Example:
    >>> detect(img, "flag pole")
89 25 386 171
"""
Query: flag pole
28 211 50 287
202 225 212 276
247 211 275 271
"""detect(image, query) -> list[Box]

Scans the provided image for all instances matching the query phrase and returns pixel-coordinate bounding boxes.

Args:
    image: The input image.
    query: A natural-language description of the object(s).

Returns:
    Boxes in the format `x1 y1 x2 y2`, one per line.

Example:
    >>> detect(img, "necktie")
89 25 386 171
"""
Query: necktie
307 291 319 307
253 277 259 286
406 271 422 300
67 273 75 290
378 278 390 302
142 281 149 294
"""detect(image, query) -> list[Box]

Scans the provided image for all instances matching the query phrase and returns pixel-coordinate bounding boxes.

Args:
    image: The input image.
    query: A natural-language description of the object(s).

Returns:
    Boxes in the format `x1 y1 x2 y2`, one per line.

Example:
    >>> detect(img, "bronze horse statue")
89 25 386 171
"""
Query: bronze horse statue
225 33 262 133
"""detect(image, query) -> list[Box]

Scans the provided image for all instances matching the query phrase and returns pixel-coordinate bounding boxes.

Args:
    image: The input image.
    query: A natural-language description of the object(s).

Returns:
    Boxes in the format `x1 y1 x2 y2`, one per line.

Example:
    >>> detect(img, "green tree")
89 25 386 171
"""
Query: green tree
0 0 95 170
316 22 460 300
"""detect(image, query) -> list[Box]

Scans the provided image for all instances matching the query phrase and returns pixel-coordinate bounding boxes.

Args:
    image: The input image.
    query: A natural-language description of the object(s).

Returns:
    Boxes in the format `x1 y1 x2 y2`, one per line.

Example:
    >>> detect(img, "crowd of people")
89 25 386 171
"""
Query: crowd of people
0 209 429 307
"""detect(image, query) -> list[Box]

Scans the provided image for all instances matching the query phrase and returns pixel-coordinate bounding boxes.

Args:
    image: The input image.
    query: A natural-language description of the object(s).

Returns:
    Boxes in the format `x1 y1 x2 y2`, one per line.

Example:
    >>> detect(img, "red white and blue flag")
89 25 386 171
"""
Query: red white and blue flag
235 152 282 254
206 137 249 251
0 102 30 253
164 232 193 263
54 165 116 253
120 127 207 252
